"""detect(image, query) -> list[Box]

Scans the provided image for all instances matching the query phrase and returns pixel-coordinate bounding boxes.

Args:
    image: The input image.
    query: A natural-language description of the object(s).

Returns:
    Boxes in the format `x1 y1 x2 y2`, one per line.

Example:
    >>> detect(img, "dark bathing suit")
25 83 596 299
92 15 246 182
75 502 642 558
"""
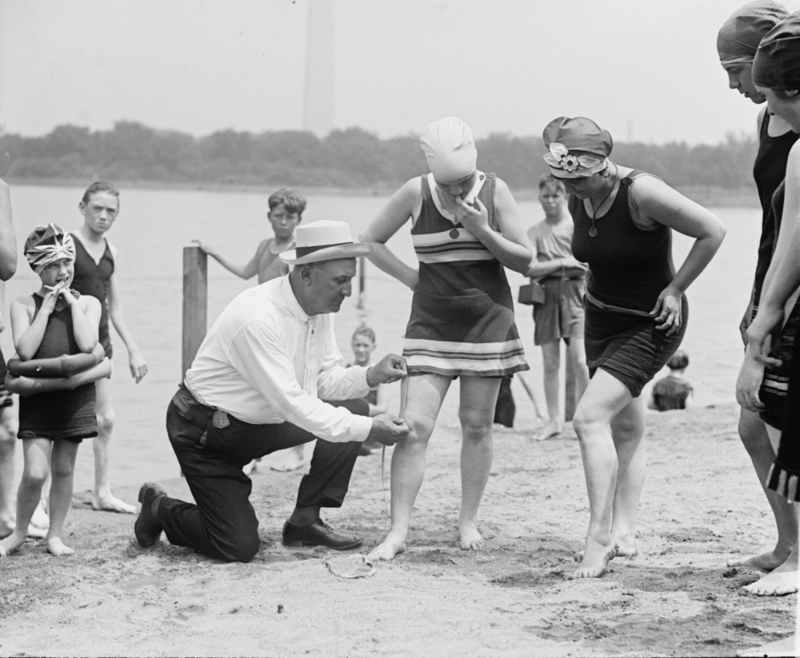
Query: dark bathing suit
72 236 114 358
570 171 686 398
751 112 800 318
17 294 97 442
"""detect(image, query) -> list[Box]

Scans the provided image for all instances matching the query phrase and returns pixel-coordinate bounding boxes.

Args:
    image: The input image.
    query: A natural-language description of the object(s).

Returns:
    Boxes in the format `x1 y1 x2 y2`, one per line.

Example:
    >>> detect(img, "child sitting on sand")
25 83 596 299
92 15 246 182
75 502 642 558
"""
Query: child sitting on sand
0 225 105 557
194 188 308 473
348 324 388 456
648 351 693 411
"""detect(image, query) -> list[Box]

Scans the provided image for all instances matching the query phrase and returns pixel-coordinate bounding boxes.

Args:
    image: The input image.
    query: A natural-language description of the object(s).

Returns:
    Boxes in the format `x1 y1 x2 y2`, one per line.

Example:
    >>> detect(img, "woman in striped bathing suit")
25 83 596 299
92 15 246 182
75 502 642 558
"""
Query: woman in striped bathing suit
362 117 532 561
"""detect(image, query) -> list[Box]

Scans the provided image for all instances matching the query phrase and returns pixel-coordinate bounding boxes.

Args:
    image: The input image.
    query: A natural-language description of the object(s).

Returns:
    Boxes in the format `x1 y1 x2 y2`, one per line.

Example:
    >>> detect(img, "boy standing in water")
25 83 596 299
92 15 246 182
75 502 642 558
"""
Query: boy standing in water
72 182 147 514
194 188 307 472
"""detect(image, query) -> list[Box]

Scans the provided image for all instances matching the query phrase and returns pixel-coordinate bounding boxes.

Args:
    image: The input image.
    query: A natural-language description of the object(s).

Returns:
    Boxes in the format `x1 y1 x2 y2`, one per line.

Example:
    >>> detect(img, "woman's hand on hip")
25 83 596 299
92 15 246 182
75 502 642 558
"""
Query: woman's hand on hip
651 284 683 336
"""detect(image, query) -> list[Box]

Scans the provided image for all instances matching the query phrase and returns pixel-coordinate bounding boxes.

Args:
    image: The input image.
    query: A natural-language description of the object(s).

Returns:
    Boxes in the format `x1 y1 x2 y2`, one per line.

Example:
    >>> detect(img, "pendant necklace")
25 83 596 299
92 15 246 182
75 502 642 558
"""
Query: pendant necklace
588 165 617 238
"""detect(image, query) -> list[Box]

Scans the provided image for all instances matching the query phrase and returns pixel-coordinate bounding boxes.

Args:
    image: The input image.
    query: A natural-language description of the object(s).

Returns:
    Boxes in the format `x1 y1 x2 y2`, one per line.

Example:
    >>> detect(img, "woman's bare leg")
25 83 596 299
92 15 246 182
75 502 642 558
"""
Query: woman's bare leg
571 369 634 578
369 374 450 561
609 396 646 556
458 376 501 550
0 438 50 557
744 425 798 596
728 408 797 571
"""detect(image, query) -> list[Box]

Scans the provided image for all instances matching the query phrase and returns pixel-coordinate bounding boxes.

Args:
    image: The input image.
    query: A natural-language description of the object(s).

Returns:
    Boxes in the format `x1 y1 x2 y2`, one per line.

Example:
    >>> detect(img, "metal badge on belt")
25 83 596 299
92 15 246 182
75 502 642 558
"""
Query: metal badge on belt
212 409 230 429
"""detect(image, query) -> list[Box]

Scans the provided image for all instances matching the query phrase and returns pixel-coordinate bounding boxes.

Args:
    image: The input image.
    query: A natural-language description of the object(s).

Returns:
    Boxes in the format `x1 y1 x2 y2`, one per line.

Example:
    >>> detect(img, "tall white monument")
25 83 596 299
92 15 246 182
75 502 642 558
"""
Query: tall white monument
303 0 334 137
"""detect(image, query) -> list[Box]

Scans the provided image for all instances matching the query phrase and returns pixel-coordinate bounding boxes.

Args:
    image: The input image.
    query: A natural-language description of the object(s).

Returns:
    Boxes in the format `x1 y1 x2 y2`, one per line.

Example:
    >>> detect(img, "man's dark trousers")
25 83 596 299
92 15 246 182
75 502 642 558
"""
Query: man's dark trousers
157 384 365 562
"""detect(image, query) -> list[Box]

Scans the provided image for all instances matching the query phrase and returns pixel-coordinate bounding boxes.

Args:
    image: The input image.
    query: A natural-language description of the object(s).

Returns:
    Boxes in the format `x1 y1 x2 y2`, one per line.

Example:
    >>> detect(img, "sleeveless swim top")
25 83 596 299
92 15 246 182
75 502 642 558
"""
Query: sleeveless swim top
570 171 675 314
752 113 800 304
72 237 113 328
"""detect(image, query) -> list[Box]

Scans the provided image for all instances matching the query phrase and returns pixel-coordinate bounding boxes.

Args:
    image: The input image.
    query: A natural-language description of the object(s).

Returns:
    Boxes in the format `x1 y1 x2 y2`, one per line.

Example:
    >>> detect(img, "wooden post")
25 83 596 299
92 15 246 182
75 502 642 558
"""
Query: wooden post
564 346 576 422
182 246 207 378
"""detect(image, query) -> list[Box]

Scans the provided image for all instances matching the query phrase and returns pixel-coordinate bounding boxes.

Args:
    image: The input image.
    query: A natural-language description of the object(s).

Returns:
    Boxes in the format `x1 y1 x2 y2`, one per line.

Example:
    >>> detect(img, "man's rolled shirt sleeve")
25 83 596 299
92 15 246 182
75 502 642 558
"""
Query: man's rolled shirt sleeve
227 319 373 443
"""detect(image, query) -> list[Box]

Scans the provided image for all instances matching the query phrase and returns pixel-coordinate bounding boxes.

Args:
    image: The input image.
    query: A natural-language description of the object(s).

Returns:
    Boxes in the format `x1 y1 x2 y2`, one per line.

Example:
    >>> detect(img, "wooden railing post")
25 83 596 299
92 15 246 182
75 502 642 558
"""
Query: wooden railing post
182 246 207 378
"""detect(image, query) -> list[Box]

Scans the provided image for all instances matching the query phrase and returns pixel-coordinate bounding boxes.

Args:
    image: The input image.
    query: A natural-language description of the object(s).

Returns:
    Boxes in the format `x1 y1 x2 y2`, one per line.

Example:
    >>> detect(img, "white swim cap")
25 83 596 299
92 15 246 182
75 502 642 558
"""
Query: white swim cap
419 117 478 183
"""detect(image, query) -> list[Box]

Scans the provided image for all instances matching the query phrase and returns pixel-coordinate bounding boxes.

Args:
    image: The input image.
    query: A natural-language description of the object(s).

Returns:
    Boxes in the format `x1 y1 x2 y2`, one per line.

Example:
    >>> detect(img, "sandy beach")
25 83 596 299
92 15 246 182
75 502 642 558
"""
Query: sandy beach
0 401 795 657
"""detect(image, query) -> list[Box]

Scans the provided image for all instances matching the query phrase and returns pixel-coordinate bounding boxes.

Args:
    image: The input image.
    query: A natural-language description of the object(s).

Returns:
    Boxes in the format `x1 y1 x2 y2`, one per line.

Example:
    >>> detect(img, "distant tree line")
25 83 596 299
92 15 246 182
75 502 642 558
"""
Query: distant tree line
0 121 758 194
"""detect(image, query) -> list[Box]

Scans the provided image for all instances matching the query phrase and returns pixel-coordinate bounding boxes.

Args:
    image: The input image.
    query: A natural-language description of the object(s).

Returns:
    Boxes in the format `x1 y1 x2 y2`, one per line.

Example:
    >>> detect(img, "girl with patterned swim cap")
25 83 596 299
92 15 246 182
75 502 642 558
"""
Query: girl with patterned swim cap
737 13 800 600
542 116 726 579
361 117 532 561
0 225 105 558
716 0 800 587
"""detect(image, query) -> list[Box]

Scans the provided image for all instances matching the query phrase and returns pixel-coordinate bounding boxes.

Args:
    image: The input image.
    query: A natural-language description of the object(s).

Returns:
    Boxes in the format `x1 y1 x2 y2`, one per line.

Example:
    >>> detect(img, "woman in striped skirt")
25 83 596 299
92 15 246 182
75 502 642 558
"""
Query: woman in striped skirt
362 117 532 561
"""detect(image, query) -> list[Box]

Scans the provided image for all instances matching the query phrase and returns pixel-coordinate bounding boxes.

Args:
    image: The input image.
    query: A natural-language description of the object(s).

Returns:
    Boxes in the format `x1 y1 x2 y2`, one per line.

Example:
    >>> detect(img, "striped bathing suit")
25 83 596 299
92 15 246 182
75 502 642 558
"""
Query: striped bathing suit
402 172 529 378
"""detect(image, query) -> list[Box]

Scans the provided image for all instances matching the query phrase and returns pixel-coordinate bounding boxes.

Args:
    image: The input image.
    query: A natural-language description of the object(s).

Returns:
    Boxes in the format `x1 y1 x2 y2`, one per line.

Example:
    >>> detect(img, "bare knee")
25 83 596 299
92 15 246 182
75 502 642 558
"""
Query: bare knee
405 417 435 447
50 459 75 480
96 410 115 437
611 415 643 443
459 415 493 443
22 466 49 489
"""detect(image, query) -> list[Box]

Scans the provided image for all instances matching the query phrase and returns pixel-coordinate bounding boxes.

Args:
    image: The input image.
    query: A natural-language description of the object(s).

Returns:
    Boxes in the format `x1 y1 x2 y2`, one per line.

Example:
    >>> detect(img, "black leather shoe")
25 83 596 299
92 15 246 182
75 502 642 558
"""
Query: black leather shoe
134 482 166 548
282 519 363 550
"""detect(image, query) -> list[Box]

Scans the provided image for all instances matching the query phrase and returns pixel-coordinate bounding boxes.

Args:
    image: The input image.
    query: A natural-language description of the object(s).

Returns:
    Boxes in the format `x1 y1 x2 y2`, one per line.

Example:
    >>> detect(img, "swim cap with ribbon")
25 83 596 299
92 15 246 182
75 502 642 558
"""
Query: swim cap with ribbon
24 224 76 270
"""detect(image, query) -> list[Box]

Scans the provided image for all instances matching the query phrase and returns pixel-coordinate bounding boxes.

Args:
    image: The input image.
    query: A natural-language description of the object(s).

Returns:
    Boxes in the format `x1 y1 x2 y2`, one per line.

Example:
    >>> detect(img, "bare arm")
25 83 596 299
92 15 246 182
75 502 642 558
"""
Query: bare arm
193 238 266 280
635 177 727 334
106 244 148 382
361 178 421 290
456 178 533 273
0 181 16 281
11 297 49 361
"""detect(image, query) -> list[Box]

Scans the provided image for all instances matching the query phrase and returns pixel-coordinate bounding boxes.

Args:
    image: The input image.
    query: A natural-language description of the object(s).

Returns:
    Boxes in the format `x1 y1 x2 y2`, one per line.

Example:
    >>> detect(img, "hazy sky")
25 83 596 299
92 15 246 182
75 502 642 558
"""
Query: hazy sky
1 0 795 144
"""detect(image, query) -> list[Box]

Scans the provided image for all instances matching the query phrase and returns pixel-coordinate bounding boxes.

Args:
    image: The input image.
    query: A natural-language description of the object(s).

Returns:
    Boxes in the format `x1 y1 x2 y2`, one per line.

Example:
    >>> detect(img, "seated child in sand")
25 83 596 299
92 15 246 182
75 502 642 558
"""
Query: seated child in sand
648 351 693 411
348 324 388 456
0 225 109 557
195 188 309 473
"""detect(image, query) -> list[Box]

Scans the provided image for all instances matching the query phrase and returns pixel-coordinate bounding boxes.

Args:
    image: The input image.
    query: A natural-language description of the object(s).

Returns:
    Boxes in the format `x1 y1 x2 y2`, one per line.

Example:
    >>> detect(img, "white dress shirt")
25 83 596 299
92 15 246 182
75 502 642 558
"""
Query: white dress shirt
184 276 373 443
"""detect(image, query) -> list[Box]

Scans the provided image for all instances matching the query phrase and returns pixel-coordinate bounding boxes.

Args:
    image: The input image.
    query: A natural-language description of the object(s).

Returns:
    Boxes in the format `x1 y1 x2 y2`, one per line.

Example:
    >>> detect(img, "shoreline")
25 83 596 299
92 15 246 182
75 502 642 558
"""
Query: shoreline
6 176 761 207
0 402 794 657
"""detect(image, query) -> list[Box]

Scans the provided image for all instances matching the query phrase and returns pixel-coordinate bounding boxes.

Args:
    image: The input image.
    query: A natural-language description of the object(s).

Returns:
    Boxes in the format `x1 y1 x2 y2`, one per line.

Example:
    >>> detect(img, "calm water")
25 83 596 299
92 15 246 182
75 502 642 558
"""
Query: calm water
4 184 759 490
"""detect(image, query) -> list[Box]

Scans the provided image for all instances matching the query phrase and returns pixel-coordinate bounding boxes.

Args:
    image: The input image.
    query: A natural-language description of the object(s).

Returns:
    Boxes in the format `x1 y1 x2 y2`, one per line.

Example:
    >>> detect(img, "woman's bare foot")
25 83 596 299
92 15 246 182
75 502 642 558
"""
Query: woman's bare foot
744 560 798 596
728 549 789 573
270 446 308 473
571 538 617 579
459 520 486 551
0 530 28 557
92 494 136 514
46 537 74 556
0 518 13 539
368 531 407 561
532 419 562 441
613 534 638 558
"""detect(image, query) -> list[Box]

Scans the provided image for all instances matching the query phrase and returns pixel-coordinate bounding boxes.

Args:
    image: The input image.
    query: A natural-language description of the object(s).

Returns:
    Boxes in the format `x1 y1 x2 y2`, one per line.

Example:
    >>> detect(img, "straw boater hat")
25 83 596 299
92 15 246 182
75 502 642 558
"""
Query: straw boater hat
280 220 372 265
